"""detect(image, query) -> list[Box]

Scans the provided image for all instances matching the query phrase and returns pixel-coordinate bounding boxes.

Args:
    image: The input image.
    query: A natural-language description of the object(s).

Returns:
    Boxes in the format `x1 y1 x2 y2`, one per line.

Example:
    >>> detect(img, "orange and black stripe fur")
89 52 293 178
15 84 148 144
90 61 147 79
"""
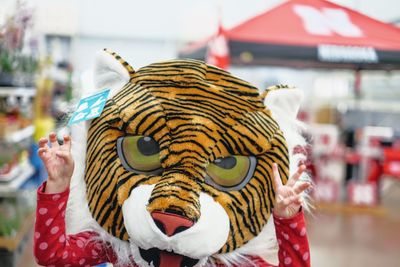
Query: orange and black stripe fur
84 52 290 254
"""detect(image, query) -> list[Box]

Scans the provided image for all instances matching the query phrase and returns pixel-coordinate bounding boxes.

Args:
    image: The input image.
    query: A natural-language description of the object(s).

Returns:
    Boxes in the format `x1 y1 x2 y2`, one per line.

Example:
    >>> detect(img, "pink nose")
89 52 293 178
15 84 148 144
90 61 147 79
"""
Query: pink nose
151 211 194 237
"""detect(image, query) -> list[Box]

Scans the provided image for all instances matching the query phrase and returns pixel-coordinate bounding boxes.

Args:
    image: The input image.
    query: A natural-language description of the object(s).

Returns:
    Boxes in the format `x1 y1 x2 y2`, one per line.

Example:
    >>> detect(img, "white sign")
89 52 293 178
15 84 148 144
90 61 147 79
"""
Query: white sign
318 44 378 63
315 180 339 203
348 182 377 206
293 4 363 37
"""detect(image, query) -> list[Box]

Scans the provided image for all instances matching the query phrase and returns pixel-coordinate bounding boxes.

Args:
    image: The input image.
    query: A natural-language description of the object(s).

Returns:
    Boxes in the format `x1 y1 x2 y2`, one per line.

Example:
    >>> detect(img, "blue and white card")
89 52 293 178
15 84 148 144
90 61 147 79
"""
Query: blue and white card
68 89 110 125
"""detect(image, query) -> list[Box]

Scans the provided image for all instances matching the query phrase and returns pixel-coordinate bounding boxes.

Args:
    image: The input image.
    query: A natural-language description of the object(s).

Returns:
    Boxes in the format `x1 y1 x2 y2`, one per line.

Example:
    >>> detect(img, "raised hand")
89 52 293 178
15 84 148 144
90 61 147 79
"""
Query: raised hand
272 163 311 218
38 132 74 194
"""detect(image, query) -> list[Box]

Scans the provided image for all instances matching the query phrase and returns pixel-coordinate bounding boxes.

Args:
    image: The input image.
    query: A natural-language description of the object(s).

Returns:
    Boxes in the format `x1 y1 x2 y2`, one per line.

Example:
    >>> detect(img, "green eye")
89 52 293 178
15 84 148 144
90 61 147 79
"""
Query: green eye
117 135 162 174
205 156 256 191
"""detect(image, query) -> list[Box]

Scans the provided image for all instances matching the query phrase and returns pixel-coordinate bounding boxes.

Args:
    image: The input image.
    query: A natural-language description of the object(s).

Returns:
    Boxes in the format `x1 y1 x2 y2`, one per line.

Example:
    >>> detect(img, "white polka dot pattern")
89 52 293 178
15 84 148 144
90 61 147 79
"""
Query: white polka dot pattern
38 208 48 215
45 218 54 226
34 232 40 239
300 227 306 236
39 242 48 250
303 252 309 261
273 210 311 267
92 249 98 258
282 232 289 240
77 239 84 248
51 226 59 234
58 202 65 210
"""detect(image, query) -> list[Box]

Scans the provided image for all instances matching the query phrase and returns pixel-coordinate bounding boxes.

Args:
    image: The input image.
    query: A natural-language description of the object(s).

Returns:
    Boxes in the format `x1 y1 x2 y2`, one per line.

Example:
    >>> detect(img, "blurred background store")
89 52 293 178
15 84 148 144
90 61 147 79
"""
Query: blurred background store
1 0 400 266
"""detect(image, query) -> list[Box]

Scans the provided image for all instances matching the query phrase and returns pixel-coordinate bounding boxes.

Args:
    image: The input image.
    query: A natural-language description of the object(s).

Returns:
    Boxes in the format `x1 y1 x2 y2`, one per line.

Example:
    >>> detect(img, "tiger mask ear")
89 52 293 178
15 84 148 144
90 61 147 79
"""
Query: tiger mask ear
262 85 305 156
262 85 303 121
94 48 135 97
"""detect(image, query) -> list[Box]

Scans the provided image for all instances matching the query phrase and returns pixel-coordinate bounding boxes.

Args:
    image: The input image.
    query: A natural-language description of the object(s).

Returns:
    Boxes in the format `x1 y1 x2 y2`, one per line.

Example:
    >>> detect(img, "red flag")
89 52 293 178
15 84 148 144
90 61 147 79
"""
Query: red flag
206 25 230 69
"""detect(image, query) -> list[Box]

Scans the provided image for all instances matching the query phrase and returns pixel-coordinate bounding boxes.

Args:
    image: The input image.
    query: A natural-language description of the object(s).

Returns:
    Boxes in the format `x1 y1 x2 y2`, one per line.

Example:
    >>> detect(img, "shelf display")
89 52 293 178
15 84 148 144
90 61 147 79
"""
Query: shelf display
0 3 42 265
0 1 37 88
0 86 35 187
0 190 36 267
0 4 75 264
0 190 35 241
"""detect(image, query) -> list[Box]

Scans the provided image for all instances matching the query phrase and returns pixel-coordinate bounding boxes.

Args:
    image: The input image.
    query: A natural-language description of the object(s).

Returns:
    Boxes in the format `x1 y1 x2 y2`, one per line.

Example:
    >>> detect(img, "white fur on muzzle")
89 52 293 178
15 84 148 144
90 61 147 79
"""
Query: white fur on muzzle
122 184 230 262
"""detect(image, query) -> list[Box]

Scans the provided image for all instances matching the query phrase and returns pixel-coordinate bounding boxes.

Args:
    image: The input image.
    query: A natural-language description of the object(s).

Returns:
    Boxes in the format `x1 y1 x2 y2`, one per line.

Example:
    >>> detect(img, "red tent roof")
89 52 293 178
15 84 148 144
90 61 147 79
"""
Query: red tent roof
180 0 400 69
227 0 400 51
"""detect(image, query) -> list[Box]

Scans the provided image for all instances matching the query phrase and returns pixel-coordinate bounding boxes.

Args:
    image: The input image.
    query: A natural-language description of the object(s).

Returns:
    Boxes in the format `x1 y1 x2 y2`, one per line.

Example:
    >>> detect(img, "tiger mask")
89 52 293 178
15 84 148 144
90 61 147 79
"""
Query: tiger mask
66 49 306 267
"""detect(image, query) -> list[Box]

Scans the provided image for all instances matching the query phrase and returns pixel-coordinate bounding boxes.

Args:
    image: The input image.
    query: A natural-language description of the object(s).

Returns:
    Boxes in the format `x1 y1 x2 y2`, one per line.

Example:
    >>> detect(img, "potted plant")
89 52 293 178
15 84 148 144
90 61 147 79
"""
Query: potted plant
0 49 15 86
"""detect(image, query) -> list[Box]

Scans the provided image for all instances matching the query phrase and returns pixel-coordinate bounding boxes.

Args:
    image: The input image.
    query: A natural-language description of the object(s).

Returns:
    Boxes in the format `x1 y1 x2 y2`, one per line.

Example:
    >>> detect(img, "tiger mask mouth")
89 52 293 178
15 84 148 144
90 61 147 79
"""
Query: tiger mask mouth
139 247 199 267
138 211 199 267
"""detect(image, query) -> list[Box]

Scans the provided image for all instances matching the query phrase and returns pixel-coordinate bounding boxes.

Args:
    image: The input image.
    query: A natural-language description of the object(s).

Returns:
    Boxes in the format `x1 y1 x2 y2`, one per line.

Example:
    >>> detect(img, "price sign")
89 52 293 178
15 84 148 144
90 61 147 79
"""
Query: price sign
68 89 110 125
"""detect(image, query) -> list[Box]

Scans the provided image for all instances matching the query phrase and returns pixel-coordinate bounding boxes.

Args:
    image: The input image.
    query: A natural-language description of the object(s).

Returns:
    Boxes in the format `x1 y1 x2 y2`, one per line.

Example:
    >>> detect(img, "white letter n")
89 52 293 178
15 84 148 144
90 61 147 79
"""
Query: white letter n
293 4 363 37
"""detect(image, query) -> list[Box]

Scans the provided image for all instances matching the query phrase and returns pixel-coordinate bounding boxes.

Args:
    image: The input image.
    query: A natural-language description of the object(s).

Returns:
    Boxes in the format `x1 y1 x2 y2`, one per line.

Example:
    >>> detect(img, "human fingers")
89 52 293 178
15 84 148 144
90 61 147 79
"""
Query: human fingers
38 138 49 149
49 132 59 148
287 164 306 187
293 182 312 195
38 147 49 160
62 135 72 151
272 163 283 190
294 197 303 206
281 195 301 207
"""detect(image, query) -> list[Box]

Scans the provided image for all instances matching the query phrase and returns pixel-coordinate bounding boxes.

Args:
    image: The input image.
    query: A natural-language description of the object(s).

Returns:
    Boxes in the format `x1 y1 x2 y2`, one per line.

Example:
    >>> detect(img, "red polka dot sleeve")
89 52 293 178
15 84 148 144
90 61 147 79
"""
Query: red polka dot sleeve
272 209 311 267
33 182 116 267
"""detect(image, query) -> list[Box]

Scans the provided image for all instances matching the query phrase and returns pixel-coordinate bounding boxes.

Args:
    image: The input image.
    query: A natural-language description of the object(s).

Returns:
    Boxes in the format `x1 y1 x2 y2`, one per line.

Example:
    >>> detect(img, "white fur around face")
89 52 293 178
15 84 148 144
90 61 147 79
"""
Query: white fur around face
65 122 98 234
122 184 230 261
221 218 278 266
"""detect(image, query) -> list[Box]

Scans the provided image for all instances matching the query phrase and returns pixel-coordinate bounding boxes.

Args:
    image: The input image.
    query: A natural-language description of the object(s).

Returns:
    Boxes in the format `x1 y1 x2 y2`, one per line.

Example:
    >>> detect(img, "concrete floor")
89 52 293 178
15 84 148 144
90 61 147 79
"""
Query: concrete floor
308 212 400 267
308 178 400 267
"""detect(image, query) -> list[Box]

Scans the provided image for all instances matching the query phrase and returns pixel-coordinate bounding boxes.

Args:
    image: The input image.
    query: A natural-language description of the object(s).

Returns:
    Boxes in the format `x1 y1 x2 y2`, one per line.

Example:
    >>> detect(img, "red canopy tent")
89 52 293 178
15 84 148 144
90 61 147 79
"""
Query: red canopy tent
179 0 400 70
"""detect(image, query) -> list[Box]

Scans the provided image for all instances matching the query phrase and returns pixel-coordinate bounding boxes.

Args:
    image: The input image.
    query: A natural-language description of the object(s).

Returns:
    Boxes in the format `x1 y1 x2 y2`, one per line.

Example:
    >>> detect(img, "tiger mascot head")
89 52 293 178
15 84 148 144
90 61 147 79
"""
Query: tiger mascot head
67 49 307 267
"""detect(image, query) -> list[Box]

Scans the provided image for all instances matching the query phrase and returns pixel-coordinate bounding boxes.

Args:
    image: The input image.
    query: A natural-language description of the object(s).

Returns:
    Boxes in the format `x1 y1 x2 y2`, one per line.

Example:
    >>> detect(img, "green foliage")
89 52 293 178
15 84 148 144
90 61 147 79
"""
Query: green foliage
0 191 35 237
0 198 21 237
0 49 14 73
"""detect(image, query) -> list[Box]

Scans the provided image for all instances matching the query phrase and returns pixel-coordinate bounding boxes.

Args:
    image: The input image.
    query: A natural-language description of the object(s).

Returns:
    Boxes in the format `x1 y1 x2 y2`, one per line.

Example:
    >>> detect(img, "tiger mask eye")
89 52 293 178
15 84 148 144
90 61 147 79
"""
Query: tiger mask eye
117 135 162 174
205 156 257 191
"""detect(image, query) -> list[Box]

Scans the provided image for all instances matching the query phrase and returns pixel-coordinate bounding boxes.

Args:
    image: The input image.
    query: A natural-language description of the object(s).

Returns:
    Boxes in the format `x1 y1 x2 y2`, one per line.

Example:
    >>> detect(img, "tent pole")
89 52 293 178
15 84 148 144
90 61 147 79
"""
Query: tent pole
354 69 362 99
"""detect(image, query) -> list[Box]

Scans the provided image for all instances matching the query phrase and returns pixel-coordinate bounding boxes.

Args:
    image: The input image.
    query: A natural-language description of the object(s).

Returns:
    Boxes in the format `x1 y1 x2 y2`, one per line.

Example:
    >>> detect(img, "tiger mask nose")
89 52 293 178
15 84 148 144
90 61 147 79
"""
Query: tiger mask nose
151 210 194 237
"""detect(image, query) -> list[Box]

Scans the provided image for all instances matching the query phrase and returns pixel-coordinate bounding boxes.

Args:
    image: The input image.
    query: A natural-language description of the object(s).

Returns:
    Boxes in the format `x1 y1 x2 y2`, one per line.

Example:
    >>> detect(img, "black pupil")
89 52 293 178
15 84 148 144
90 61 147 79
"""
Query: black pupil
137 137 159 156
214 156 237 169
